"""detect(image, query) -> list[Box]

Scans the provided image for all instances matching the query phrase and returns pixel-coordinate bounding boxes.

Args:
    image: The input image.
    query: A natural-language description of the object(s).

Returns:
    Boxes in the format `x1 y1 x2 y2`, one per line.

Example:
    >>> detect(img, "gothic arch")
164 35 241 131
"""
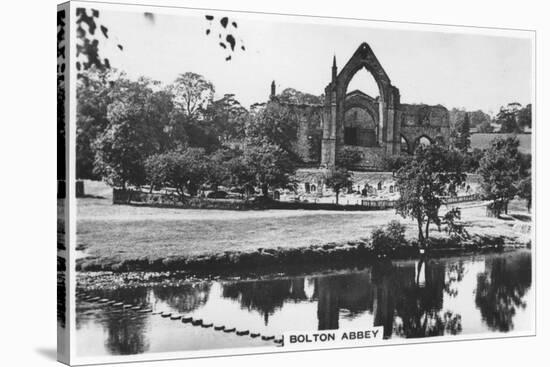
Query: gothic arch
413 135 433 152
344 90 379 126
321 42 402 168
337 43 391 103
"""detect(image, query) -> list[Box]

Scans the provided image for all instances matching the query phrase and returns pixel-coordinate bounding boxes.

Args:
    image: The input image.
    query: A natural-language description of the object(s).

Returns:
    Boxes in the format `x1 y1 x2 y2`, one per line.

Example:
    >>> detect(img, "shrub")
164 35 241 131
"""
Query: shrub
441 208 469 240
371 220 407 254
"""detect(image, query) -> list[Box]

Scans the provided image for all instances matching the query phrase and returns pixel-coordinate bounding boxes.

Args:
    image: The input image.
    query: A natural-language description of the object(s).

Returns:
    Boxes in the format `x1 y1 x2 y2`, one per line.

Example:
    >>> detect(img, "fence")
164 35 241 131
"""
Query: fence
360 200 396 209
114 189 481 212
441 194 480 204
360 194 480 209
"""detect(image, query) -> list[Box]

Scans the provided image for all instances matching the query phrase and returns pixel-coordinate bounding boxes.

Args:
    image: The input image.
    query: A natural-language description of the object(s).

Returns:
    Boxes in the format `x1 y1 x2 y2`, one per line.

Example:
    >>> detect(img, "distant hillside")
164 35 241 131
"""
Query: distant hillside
470 133 531 154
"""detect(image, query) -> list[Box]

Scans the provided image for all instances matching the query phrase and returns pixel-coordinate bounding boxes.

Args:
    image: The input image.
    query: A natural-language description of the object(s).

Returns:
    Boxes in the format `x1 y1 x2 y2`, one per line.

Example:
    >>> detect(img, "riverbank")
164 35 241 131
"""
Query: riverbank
75 184 531 273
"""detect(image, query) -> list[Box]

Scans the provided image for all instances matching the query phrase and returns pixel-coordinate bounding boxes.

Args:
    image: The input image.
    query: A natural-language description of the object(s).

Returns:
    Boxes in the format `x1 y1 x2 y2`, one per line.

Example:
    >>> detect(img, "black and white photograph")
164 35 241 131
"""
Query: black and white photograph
56 0 535 364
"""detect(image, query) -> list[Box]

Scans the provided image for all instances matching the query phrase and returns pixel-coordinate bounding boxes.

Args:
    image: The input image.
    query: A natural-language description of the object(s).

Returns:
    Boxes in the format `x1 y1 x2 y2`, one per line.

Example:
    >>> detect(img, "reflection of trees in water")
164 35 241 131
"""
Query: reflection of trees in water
475 253 532 332
222 260 466 337
444 261 466 298
372 260 463 338
104 313 150 355
102 287 150 355
371 262 414 338
222 278 308 325
222 274 375 329
152 283 211 313
314 273 374 330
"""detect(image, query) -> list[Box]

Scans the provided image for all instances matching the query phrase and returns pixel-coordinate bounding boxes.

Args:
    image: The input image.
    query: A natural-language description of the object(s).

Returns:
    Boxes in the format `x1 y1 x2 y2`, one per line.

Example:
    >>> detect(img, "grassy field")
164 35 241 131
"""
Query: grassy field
75 181 531 269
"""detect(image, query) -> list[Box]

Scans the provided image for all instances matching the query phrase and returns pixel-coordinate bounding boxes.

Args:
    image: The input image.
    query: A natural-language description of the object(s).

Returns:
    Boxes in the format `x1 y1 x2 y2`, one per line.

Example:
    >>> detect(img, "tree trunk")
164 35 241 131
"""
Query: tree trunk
425 218 430 244
335 191 339 205
487 200 501 218
417 217 425 246
262 184 269 197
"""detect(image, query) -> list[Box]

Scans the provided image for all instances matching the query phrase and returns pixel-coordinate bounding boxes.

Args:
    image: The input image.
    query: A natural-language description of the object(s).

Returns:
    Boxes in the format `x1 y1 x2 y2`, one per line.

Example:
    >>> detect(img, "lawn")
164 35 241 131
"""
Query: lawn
75 181 532 269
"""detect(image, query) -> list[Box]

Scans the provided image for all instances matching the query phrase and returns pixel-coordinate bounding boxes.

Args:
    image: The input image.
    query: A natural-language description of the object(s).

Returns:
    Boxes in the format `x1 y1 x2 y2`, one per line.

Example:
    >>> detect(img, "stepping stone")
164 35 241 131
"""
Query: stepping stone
250 333 260 338
214 325 225 331
137 309 152 313
274 339 283 344
236 330 250 336
112 302 124 307
89 297 101 302
261 335 274 341
152 311 163 315
191 319 203 326
161 312 172 318
223 327 236 333
131 306 142 311
201 323 213 328
122 304 133 309
170 314 182 320
97 299 110 303
105 300 116 305
181 316 193 323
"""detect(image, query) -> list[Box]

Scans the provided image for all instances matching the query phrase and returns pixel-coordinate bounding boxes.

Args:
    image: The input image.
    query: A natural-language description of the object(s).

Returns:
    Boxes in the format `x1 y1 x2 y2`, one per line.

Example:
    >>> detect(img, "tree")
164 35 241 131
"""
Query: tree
478 120 494 133
517 152 532 212
382 154 412 172
246 103 300 161
455 113 471 152
496 103 522 133
205 148 242 191
336 147 362 170
145 148 208 200
478 137 522 217
170 72 215 119
92 77 171 188
324 167 353 205
76 68 129 179
206 94 249 142
517 178 532 213
462 148 485 173
277 88 323 105
469 110 492 129
448 107 466 129
243 142 296 197
395 144 465 246
75 7 123 73
225 154 256 198
517 104 532 131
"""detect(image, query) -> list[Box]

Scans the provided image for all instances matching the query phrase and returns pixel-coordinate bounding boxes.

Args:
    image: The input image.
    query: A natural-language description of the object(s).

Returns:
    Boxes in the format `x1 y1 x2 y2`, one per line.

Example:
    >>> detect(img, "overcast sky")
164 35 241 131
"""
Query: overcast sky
94 5 533 115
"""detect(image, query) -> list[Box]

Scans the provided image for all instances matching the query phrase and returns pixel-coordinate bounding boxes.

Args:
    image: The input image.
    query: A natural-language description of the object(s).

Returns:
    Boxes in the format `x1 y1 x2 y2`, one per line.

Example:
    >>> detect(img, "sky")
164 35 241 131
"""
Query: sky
92 4 533 115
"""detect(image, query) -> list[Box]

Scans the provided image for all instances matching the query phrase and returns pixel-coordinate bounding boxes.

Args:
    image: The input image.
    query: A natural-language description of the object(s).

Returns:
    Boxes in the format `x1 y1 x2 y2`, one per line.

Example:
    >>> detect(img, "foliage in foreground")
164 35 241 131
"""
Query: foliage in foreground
324 167 353 205
371 221 407 254
478 137 525 217
395 144 465 246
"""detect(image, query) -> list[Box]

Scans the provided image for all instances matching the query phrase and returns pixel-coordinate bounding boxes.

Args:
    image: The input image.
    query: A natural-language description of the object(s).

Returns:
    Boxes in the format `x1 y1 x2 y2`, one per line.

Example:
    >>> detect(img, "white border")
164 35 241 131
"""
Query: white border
66 1 537 365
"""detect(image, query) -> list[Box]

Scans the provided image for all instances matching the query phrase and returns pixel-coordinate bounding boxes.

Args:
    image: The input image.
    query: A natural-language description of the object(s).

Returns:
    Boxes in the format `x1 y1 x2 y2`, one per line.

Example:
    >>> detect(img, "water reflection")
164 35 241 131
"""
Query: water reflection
104 311 149 355
76 251 533 357
153 282 211 314
222 278 308 325
475 253 532 332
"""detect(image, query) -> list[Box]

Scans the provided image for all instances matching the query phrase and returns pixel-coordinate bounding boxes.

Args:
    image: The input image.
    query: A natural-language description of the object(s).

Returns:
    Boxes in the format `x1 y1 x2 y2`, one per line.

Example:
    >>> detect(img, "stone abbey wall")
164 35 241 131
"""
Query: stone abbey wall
266 42 452 170
293 169 482 198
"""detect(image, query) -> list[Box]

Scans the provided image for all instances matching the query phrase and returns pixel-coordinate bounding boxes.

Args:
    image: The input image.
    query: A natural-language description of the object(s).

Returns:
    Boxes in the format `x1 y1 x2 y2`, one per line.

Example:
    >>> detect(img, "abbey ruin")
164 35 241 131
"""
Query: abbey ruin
267 42 451 171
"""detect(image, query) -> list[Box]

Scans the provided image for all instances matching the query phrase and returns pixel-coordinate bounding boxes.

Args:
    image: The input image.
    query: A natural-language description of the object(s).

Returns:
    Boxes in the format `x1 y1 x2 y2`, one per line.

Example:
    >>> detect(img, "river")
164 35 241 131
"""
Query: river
76 250 533 356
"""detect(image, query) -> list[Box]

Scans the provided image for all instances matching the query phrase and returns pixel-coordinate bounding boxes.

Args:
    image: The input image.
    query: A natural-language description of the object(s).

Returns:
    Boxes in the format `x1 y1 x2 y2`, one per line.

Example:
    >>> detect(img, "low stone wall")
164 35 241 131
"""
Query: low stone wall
112 189 402 211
